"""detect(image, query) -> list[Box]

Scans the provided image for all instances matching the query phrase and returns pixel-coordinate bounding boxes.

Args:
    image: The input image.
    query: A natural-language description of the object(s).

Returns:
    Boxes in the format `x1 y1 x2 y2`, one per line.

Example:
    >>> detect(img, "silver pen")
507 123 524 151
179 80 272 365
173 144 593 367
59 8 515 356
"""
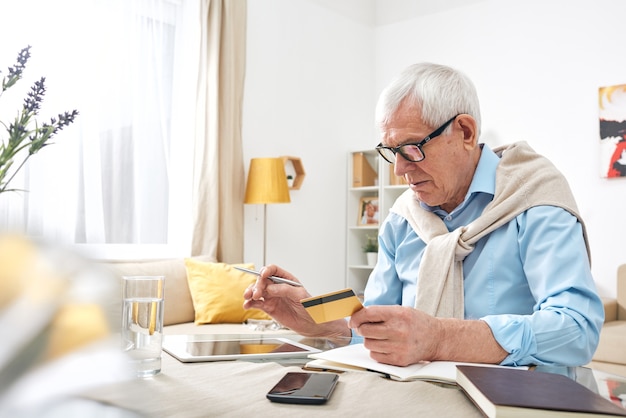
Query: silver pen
234 266 303 287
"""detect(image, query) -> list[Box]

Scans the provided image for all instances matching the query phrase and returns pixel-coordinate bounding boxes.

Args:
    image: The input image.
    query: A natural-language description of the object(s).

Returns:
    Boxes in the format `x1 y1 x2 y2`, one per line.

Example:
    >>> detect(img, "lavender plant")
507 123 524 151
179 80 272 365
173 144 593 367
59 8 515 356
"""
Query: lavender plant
0 46 78 193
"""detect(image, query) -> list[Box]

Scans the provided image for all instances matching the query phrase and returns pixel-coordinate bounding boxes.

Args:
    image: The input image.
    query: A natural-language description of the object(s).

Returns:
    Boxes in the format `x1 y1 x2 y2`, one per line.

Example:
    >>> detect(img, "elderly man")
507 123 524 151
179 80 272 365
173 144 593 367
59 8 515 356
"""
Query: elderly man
244 62 604 368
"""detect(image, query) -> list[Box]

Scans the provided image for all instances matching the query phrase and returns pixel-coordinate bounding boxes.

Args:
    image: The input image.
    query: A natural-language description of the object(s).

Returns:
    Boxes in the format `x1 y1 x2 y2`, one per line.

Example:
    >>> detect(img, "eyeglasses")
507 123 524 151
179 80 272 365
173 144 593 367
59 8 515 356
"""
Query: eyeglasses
376 114 459 164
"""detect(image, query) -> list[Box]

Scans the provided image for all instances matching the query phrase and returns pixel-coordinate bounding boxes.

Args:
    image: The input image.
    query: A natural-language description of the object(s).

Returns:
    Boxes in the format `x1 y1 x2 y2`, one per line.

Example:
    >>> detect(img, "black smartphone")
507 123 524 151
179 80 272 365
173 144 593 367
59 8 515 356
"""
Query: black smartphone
266 372 339 405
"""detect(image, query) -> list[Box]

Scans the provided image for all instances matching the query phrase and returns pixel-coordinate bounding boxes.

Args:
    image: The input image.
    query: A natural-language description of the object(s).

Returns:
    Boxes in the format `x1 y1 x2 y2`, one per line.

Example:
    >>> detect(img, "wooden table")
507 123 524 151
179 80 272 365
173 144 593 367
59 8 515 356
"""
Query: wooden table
80 334 626 417
84 345 482 417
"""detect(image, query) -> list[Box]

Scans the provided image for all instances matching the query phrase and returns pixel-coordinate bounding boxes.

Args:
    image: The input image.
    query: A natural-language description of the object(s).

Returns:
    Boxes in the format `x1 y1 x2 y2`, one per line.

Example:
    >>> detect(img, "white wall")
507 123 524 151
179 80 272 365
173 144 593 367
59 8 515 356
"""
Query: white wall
245 0 626 298
374 0 626 297
243 0 376 295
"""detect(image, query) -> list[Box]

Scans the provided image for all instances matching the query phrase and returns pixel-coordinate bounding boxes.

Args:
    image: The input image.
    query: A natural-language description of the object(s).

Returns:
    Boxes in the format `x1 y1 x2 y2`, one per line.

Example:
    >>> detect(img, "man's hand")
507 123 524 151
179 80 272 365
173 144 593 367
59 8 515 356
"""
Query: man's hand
349 305 441 366
349 305 508 366
243 265 351 340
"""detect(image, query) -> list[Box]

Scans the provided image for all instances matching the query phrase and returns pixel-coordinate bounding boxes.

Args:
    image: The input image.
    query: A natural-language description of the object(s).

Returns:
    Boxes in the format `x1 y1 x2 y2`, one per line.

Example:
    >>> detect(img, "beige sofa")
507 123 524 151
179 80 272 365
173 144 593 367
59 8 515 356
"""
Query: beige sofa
590 264 626 376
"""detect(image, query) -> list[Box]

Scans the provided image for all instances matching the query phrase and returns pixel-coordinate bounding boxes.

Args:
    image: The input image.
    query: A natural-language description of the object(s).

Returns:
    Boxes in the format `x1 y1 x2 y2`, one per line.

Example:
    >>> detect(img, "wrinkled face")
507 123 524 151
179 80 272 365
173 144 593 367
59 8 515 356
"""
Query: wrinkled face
380 99 480 213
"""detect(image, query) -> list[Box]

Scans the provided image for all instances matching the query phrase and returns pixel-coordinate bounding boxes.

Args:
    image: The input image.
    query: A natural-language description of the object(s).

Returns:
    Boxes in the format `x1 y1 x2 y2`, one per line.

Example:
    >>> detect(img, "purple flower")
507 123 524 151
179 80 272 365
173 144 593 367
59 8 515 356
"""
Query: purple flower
1 46 79 193
23 77 46 114
2 46 31 92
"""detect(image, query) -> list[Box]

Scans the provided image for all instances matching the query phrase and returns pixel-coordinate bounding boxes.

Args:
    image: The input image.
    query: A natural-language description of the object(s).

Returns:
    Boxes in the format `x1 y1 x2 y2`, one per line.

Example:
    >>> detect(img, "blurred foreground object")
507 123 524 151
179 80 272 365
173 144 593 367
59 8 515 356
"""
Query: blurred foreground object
0 234 136 417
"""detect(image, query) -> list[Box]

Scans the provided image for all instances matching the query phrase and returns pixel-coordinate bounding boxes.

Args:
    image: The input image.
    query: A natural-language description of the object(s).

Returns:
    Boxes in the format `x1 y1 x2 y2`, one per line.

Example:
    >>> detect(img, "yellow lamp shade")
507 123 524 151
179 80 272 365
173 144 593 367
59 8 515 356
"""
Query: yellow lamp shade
244 158 291 204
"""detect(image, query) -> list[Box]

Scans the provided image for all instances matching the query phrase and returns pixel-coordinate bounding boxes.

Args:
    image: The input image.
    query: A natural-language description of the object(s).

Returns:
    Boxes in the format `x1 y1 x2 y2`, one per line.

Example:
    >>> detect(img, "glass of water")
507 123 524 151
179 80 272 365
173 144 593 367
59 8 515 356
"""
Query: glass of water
121 276 164 377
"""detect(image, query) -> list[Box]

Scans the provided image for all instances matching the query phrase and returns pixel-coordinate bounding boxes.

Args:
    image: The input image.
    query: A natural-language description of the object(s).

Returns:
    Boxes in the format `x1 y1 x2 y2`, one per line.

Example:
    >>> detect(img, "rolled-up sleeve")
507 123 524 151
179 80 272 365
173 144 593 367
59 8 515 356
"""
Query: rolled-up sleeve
482 207 604 366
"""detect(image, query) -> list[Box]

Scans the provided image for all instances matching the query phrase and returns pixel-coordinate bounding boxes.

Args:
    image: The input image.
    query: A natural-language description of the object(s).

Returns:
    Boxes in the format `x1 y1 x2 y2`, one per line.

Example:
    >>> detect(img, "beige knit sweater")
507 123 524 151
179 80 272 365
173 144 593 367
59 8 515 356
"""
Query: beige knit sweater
390 141 590 318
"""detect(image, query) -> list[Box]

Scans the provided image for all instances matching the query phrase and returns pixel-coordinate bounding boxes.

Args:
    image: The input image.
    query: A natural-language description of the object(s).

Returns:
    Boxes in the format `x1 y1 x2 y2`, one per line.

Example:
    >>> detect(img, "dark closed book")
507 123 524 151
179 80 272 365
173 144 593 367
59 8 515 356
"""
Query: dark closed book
456 365 626 418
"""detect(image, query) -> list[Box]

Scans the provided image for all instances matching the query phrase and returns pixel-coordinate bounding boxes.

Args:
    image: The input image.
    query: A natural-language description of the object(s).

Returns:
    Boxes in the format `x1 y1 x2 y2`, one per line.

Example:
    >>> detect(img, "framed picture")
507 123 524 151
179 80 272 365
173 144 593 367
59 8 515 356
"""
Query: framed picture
357 197 379 226
599 84 626 178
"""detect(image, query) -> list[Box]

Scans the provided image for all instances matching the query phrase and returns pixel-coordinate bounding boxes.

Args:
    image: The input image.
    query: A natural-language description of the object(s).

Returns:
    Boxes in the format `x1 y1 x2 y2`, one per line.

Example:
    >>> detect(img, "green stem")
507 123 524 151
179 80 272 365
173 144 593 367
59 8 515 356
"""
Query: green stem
0 154 31 194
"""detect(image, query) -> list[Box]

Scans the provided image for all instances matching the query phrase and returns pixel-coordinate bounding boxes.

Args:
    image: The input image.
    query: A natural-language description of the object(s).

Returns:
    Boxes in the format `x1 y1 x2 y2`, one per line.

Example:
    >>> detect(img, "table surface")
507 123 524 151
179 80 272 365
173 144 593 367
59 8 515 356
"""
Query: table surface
81 334 626 418
80 334 483 417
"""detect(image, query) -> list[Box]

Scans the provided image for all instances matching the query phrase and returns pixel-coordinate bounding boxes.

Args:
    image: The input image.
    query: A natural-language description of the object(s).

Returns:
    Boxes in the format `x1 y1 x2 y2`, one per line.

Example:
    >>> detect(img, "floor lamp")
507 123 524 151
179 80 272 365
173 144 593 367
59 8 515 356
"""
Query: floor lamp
244 158 291 266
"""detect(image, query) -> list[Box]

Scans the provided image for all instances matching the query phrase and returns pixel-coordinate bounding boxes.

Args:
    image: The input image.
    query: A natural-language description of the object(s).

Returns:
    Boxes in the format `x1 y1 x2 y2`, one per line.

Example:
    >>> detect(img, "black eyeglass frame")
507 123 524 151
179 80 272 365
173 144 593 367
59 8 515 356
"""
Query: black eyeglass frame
375 114 460 164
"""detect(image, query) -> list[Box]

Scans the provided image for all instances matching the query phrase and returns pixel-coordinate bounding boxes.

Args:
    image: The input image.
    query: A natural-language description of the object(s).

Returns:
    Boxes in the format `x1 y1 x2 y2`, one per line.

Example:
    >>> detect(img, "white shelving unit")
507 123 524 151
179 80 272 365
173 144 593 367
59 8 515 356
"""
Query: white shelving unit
346 150 408 296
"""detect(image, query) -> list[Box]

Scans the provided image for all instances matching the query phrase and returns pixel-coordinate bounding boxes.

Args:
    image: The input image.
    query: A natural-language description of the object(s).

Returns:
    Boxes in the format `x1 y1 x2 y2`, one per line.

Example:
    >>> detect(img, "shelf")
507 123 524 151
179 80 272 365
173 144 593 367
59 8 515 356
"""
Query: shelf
345 149 406 292
348 264 375 270
350 224 378 229
281 156 305 190
350 186 378 192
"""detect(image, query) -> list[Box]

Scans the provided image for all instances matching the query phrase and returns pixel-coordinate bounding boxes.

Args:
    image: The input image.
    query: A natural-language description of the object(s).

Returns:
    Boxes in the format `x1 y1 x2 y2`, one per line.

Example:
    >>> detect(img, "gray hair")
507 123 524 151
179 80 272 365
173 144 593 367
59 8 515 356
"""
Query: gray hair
375 63 482 137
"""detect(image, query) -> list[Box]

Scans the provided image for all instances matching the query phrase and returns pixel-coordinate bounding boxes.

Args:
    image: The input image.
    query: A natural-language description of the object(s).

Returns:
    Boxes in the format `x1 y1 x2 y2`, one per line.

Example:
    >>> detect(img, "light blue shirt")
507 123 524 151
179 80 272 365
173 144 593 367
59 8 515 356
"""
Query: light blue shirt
362 144 604 367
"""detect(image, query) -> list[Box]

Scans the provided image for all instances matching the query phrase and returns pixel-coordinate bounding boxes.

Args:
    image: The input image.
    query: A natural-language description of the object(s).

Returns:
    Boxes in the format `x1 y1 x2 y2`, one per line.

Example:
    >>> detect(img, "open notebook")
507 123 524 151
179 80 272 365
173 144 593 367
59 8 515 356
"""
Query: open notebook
306 343 526 383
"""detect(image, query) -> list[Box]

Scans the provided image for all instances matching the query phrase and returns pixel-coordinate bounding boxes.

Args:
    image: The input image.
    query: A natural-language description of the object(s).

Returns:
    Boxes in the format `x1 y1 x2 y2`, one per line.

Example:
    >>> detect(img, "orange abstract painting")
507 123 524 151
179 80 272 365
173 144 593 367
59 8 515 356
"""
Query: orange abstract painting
599 84 626 178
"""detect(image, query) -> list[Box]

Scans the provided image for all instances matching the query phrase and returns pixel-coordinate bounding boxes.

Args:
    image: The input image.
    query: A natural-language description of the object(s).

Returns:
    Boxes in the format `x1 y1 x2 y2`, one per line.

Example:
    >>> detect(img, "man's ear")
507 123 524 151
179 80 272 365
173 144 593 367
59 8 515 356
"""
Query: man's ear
457 114 478 149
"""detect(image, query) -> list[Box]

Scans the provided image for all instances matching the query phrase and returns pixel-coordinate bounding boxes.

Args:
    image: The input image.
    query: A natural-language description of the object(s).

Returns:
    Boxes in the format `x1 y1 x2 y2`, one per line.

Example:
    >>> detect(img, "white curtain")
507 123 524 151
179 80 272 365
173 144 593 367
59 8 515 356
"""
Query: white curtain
191 0 247 262
0 0 201 257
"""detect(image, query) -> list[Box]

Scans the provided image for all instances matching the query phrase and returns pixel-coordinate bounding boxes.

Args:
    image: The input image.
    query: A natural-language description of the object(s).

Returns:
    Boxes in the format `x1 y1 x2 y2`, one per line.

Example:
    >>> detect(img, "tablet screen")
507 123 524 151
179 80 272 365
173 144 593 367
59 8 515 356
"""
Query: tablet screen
163 335 321 362
187 339 306 356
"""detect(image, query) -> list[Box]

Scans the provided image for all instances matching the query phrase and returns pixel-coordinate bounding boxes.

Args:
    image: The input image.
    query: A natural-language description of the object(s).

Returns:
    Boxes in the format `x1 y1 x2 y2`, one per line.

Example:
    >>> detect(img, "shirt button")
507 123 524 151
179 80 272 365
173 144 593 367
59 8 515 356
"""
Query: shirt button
445 215 452 221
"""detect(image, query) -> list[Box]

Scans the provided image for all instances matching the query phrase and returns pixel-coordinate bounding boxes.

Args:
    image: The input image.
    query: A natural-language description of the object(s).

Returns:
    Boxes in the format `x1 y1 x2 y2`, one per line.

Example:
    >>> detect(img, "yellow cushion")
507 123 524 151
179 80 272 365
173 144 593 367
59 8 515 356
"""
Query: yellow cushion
184 259 271 324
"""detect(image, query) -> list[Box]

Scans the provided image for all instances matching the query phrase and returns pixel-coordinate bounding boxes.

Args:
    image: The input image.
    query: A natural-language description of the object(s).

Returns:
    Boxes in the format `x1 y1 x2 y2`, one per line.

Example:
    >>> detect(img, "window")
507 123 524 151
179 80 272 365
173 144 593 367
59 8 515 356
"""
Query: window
0 0 199 258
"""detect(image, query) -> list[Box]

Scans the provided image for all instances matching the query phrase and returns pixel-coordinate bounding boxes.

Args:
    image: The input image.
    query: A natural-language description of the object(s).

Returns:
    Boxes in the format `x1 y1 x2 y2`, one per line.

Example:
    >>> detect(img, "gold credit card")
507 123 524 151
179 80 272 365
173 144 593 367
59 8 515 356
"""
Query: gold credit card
300 288 363 324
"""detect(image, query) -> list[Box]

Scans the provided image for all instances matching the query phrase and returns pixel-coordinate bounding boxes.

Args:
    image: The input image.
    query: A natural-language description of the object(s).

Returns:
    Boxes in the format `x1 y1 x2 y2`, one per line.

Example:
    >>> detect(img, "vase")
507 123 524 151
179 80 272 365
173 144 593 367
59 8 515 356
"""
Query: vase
366 252 377 267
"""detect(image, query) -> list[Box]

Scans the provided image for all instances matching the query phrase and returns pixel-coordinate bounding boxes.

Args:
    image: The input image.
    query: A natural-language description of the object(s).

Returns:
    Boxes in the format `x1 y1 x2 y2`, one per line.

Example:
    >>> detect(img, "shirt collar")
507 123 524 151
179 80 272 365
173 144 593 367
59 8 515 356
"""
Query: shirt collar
467 143 498 197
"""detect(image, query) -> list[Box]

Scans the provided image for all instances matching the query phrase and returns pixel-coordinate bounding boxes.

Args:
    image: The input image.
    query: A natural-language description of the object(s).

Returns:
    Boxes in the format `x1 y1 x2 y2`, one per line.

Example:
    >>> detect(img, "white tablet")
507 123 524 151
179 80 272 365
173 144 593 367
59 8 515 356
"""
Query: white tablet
162 335 321 363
